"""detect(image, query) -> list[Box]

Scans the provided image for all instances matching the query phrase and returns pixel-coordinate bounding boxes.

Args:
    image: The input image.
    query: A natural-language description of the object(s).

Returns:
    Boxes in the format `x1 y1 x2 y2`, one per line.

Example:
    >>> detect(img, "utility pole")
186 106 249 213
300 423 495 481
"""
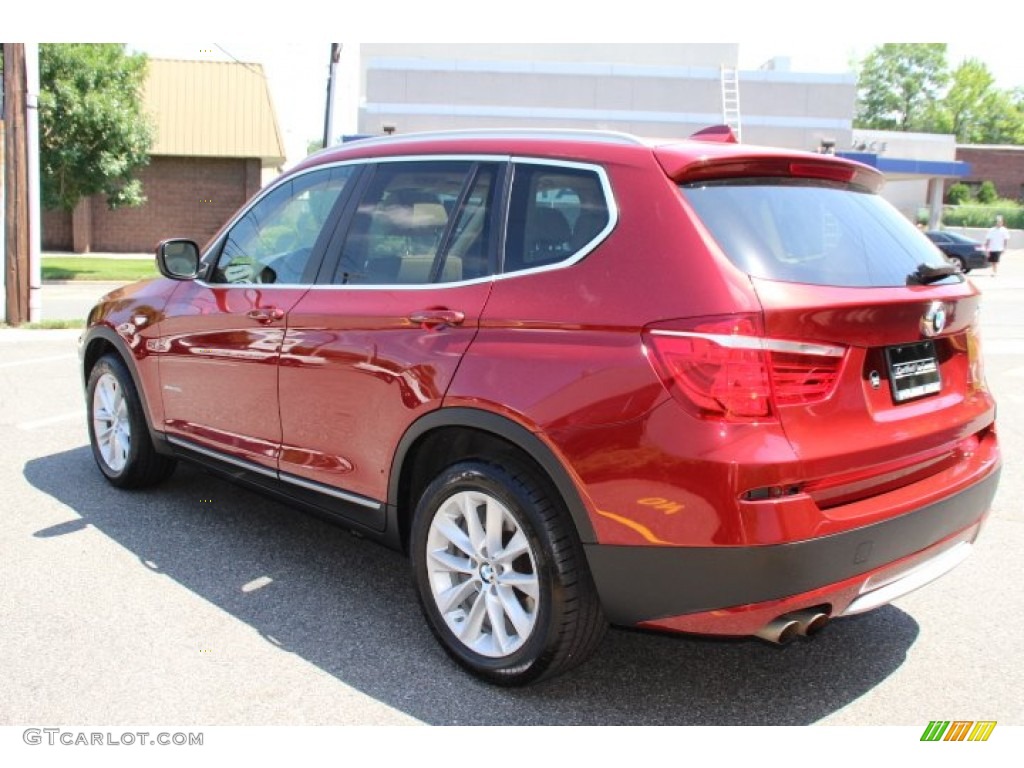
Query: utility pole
25 43 41 322
3 43 30 325
322 43 341 150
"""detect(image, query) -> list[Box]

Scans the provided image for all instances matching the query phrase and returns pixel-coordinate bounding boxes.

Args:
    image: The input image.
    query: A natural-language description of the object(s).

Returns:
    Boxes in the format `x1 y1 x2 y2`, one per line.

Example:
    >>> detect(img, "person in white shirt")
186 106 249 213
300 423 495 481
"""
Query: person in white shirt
983 215 1011 276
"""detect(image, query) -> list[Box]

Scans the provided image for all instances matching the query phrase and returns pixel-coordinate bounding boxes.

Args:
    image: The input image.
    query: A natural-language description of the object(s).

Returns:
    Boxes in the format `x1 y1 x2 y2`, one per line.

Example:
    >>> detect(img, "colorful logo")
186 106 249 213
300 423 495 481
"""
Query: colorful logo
921 721 997 742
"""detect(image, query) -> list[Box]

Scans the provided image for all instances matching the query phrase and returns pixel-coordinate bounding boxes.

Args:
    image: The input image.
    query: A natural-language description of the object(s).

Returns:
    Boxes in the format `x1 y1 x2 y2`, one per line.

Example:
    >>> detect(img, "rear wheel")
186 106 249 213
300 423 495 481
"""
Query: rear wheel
87 354 176 488
410 460 605 685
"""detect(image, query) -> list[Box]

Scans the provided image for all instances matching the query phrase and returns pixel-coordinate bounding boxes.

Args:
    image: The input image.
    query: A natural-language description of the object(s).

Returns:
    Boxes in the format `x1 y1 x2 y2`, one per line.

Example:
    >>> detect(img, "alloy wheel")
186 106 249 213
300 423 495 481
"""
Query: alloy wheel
424 490 540 658
91 371 131 473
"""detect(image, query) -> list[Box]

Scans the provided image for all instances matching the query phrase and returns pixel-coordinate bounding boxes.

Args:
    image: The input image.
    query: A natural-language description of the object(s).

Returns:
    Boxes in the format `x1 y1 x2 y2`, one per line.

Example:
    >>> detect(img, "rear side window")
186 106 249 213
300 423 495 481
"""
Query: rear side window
504 163 611 274
333 161 499 285
680 180 955 288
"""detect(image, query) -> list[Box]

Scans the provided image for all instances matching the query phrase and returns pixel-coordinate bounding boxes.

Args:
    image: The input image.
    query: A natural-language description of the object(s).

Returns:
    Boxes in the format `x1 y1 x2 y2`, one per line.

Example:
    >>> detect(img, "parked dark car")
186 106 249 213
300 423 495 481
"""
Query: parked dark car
925 230 988 272
81 128 1000 685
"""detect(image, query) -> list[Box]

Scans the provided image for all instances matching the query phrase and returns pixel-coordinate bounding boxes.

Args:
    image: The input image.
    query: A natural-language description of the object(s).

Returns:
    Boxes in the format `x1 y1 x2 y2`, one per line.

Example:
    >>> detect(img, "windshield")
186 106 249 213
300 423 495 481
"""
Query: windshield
680 179 958 288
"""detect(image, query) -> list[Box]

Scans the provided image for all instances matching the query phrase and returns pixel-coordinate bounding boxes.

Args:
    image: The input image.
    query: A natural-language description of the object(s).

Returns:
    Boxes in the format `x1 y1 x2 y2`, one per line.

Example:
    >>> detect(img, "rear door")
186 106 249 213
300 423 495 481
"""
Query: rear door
276 159 504 524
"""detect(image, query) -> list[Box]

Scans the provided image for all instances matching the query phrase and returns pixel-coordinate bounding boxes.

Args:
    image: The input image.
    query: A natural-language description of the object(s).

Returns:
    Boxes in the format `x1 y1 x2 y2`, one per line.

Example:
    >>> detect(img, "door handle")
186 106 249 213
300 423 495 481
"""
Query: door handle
408 309 466 328
247 307 285 324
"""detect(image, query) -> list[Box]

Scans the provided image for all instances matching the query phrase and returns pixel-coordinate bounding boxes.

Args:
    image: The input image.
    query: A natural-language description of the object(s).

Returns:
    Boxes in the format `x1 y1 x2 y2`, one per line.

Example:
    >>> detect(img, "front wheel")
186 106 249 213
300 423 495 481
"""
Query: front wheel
410 460 606 685
87 354 176 488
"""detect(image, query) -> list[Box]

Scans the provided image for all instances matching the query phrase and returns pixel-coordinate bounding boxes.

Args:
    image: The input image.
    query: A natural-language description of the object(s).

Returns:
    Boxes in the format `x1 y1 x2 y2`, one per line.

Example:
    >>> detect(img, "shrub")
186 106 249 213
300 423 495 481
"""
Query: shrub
946 183 972 205
977 181 998 204
943 204 1024 229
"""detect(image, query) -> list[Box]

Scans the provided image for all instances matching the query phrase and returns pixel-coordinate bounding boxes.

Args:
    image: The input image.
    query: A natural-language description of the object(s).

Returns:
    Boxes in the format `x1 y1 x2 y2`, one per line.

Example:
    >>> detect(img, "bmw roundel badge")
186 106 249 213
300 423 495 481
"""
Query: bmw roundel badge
921 301 947 337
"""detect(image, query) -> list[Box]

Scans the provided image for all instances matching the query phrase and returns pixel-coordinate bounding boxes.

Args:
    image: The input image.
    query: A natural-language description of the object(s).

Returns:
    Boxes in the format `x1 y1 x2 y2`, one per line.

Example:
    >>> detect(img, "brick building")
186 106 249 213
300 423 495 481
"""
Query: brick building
43 58 285 253
951 145 1024 202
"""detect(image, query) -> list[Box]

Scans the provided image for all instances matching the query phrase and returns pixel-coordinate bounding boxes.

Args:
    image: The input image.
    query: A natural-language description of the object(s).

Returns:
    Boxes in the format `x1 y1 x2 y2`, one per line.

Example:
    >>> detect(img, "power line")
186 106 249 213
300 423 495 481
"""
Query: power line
213 43 266 78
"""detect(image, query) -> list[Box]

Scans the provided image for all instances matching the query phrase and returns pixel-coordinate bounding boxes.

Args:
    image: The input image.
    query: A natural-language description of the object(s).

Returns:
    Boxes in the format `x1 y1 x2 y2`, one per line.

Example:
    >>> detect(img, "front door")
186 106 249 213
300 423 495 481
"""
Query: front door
158 165 356 472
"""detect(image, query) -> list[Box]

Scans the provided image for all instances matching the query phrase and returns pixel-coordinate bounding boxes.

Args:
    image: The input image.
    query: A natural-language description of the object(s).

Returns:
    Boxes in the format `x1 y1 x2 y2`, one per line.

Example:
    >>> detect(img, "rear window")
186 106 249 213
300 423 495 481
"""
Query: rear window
680 179 957 288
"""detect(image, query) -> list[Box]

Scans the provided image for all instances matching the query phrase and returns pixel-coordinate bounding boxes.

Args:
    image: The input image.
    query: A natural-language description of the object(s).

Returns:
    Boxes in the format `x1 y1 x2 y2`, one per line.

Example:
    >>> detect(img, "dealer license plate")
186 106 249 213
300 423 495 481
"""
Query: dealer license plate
885 340 941 402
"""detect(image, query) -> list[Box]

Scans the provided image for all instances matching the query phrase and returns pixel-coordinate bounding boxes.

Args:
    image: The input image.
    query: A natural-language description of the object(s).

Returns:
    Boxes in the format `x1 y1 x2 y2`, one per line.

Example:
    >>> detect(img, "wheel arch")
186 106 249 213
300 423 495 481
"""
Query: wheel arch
81 326 166 449
388 407 598 552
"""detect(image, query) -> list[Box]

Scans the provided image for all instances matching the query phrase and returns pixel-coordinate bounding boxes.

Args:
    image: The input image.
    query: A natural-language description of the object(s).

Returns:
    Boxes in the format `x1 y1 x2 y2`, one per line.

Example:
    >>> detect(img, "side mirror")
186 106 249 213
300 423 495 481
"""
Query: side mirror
156 239 201 280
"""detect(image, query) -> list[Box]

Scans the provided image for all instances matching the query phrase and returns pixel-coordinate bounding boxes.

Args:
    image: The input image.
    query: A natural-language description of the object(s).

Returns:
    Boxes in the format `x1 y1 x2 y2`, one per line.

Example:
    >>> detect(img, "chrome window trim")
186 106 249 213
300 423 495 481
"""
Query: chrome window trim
347 153 511 164
502 156 619 278
196 154 619 292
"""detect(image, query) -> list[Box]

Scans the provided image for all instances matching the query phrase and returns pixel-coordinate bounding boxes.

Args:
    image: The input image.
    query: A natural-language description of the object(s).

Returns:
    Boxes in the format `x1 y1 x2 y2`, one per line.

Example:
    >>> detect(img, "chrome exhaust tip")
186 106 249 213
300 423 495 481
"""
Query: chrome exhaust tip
787 609 830 637
755 617 800 645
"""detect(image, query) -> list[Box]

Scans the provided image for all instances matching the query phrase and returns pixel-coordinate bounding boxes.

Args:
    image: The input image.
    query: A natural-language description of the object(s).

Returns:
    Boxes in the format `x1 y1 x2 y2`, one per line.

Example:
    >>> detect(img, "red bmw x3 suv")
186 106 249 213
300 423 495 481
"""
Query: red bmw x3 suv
81 128 1000 685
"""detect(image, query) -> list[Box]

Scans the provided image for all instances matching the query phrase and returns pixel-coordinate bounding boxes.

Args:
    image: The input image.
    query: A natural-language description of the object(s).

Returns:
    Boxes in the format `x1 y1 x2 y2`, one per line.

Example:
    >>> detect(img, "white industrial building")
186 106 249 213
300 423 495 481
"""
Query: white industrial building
356 43 967 224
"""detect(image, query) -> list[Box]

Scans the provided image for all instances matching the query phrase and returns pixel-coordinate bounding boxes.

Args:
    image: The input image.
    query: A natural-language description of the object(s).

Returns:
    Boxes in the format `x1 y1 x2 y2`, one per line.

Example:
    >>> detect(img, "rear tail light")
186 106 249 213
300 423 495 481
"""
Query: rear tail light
643 314 846 421
770 350 844 405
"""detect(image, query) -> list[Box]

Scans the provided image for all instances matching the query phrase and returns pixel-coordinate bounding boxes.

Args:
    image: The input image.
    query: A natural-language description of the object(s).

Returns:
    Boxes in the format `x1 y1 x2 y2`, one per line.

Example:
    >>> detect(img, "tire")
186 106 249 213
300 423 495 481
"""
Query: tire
86 354 176 489
952 256 966 272
410 460 606 685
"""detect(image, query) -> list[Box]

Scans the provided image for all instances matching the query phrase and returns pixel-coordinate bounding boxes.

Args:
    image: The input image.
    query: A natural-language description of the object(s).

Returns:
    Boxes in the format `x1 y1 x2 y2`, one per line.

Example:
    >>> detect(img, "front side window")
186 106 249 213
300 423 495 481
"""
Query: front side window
681 179 957 288
504 164 611 274
333 161 499 285
211 166 354 285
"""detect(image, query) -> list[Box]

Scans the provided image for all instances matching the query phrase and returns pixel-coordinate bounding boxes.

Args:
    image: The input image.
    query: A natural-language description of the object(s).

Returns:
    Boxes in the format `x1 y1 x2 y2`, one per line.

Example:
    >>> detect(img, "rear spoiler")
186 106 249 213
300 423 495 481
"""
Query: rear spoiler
689 125 738 144
655 132 884 193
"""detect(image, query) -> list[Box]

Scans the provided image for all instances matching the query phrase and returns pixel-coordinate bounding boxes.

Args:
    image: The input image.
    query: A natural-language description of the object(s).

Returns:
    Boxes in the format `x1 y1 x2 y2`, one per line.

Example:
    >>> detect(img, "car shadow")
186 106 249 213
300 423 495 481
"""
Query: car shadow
25 447 919 726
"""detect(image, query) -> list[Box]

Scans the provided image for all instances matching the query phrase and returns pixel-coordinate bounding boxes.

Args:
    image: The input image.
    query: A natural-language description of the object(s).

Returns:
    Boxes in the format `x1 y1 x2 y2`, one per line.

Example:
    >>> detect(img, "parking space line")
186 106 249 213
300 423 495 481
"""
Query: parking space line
0 354 77 369
18 410 85 431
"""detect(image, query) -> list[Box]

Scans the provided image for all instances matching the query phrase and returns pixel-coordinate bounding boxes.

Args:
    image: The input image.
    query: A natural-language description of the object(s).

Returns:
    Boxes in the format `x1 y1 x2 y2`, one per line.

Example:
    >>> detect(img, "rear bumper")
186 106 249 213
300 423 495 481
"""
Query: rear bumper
585 465 999 628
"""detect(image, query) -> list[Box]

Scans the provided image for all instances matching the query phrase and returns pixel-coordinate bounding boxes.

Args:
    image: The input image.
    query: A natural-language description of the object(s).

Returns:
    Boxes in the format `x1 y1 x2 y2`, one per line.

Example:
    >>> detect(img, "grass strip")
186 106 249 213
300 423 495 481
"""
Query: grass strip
43 256 157 282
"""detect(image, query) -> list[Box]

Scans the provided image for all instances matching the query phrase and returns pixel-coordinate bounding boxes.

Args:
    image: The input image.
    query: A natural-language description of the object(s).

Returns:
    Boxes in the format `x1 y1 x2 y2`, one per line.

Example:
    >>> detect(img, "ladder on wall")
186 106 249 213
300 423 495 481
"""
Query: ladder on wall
720 66 742 142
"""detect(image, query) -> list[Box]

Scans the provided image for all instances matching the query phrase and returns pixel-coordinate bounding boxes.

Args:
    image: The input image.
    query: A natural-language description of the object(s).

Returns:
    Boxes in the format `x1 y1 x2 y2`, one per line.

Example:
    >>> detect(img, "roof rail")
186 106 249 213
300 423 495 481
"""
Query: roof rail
339 128 648 147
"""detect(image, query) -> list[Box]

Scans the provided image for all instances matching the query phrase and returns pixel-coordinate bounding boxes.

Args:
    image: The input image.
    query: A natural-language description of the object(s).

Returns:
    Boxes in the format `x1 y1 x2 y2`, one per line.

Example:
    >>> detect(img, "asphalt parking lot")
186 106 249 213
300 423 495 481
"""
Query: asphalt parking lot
2 260 1023 731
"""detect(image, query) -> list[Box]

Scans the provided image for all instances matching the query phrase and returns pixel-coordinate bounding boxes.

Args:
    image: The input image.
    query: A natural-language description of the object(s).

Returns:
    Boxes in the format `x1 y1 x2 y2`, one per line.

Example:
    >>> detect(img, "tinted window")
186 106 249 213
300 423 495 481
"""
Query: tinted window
680 179 956 288
211 166 353 285
443 166 499 280
333 161 497 285
505 164 610 273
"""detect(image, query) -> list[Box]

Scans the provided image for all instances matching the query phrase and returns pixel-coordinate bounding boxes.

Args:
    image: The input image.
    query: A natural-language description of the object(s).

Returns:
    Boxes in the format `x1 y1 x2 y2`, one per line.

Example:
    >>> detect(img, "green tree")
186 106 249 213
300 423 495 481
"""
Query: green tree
856 46 1024 144
1011 88 1024 145
38 44 153 211
970 89 1024 144
855 44 950 132
942 59 996 142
